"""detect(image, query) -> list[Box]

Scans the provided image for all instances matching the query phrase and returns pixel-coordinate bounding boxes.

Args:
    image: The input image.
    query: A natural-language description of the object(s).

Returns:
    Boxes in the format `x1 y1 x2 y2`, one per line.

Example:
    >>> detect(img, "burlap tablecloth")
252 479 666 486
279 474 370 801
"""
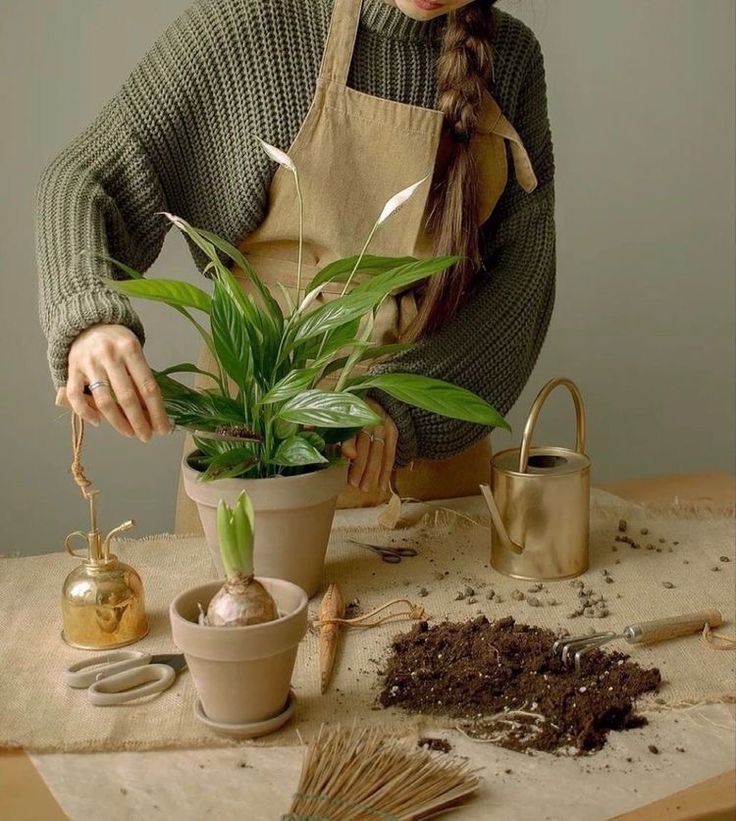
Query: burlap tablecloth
1 492 734 752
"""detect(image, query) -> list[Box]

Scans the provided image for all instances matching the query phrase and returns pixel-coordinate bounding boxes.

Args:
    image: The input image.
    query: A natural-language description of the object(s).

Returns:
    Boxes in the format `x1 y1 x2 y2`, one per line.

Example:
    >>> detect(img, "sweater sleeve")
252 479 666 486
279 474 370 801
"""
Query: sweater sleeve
35 96 170 389
368 35 556 465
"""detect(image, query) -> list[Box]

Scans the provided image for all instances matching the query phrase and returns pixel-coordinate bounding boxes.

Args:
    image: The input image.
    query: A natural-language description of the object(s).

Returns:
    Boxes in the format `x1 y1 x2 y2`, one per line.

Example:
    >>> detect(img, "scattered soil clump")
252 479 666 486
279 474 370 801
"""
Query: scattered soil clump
417 737 452 753
379 616 661 755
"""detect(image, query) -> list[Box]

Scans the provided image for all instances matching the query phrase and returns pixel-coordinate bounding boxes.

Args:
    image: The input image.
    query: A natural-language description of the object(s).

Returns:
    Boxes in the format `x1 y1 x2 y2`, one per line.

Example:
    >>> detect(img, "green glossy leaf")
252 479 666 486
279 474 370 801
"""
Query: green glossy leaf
350 256 459 298
155 374 245 429
274 418 299 439
260 366 320 405
288 257 458 349
269 435 328 467
277 390 381 428
299 318 361 363
159 363 220 383
288 291 379 348
321 342 412 379
350 373 511 430
211 280 251 390
300 431 326 451
154 372 202 400
104 277 212 313
306 255 417 295
199 447 259 481
195 226 283 325
84 251 144 280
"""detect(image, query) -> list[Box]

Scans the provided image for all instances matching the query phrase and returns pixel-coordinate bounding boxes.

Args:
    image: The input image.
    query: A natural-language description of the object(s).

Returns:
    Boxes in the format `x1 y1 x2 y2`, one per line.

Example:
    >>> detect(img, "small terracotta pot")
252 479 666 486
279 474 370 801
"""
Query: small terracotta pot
181 455 347 597
170 578 308 727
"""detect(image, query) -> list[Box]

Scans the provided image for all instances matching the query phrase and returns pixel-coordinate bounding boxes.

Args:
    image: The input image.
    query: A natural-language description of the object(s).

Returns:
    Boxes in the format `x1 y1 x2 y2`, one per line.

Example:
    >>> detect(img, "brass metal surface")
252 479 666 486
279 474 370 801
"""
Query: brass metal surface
482 378 591 581
61 492 148 650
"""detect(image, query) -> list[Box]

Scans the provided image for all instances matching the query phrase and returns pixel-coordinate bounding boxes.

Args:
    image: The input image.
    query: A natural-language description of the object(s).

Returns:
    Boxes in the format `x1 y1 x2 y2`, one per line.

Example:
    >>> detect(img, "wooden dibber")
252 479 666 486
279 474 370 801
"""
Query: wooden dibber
316 586 428 694
318 583 345 694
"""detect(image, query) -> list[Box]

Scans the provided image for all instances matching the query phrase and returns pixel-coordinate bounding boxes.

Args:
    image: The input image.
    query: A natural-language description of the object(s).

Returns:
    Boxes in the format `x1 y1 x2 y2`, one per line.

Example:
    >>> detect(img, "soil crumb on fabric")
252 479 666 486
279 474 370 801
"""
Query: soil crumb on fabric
417 737 452 753
379 616 661 755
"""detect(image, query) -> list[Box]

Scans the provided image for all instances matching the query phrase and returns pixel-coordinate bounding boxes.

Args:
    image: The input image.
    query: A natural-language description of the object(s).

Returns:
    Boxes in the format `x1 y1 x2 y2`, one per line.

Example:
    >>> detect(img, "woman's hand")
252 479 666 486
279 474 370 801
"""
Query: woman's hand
341 399 398 494
61 323 171 441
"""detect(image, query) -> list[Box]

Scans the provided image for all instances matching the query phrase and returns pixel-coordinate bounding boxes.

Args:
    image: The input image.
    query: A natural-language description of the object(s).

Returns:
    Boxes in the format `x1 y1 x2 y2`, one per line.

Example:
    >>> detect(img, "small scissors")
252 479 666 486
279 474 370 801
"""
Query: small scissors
349 539 418 564
64 650 187 706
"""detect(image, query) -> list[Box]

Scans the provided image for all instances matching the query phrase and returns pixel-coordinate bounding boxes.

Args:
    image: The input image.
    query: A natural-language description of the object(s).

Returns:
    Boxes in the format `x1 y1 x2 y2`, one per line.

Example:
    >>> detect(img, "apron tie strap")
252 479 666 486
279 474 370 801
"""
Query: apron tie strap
493 114 539 193
318 0 363 86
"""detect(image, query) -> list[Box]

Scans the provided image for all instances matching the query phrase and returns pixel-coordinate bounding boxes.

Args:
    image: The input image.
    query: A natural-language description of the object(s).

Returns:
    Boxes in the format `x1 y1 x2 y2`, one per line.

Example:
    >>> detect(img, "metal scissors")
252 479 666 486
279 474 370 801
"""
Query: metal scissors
64 650 187 706
348 539 418 564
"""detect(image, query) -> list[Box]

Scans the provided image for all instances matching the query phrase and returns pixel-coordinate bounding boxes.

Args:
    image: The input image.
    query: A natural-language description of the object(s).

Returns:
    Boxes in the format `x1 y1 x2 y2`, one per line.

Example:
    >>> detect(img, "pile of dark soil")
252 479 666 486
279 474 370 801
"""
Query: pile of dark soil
379 616 661 755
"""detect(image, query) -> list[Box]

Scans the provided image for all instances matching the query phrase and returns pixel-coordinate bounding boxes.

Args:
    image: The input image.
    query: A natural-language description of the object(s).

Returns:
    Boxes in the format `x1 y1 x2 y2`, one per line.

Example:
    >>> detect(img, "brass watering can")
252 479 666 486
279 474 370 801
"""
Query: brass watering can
480 377 590 581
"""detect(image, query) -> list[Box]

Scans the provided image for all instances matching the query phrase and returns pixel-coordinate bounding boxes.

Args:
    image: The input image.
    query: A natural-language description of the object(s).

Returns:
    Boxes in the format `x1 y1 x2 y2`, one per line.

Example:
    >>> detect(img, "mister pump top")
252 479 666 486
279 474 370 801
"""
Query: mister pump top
61 413 149 649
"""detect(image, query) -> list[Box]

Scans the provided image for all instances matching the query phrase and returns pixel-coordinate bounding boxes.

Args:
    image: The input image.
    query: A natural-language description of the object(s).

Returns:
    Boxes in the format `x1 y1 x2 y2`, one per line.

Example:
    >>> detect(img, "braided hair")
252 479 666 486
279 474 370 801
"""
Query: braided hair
410 0 499 338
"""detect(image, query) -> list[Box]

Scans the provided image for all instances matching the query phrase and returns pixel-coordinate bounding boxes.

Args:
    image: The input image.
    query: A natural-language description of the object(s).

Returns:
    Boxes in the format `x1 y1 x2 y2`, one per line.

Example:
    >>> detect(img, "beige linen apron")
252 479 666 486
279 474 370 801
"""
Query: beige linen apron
174 0 538 533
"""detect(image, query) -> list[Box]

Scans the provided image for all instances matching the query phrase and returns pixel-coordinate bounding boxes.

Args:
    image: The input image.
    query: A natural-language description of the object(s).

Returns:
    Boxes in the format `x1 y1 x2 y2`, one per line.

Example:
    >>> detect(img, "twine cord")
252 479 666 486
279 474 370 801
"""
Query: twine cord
701 622 736 651
314 598 427 629
70 412 95 500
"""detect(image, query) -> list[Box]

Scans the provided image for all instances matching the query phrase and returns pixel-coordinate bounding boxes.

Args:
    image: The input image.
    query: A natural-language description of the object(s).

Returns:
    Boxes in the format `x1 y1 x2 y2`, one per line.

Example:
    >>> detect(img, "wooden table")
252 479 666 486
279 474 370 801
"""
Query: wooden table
2 471 734 821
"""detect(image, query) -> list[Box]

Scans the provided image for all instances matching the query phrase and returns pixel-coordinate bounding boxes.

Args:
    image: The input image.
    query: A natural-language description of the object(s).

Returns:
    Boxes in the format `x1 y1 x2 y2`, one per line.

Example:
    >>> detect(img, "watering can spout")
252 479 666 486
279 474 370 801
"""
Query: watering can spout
480 485 525 555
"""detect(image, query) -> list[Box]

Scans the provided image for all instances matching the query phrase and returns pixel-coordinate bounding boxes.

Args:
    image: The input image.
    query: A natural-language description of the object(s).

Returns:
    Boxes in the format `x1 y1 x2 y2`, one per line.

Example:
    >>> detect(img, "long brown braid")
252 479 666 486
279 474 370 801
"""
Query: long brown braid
409 0 499 339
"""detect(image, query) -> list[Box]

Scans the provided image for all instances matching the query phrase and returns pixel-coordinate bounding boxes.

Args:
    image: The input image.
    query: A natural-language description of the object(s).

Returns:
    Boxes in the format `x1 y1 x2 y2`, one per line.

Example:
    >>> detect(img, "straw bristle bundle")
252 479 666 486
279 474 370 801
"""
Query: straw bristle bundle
286 725 481 820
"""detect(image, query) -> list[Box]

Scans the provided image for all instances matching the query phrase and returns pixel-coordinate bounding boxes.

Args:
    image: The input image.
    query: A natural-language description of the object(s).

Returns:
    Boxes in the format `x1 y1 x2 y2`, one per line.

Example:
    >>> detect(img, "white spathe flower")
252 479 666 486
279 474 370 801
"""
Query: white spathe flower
298 286 324 313
159 211 186 228
256 137 297 173
377 176 429 226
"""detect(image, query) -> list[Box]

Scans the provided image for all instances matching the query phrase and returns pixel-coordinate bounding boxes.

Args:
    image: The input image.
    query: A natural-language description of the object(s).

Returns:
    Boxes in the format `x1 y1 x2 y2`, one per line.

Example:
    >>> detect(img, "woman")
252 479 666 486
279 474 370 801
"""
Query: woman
36 0 555 526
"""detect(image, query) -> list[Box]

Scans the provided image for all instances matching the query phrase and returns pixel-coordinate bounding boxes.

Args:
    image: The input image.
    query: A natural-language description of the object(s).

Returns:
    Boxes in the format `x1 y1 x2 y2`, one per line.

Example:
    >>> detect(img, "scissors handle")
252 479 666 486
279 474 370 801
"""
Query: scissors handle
87 664 175 706
65 651 151 689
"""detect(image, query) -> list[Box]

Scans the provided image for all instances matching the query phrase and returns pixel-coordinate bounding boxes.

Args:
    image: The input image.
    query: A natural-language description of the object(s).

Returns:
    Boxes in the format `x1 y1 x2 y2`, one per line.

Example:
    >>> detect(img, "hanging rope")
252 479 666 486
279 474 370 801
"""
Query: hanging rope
70 412 95 500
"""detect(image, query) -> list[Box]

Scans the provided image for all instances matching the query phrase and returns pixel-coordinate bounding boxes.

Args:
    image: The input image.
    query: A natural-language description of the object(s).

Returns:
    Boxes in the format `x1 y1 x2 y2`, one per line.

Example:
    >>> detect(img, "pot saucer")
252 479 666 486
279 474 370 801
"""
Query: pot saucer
194 691 296 739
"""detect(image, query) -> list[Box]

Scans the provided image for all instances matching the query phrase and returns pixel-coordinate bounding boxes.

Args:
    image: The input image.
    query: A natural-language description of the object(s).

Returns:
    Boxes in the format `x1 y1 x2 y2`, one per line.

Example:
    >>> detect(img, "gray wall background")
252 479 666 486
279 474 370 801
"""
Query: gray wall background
1 0 734 556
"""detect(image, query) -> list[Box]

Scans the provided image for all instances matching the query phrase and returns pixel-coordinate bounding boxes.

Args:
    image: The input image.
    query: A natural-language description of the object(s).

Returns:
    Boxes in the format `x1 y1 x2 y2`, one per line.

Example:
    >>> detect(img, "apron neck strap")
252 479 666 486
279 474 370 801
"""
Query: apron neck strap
319 0 363 86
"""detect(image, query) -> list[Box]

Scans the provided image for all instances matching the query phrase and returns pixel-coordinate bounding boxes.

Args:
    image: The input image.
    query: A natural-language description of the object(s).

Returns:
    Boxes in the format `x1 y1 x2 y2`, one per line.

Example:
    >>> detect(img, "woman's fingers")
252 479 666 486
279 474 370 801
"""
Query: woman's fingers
86 373 136 438
65 369 101 426
125 347 172 435
341 437 358 461
347 425 397 493
348 429 372 487
345 400 399 494
65 324 171 441
379 421 398 492
360 431 385 492
104 360 153 441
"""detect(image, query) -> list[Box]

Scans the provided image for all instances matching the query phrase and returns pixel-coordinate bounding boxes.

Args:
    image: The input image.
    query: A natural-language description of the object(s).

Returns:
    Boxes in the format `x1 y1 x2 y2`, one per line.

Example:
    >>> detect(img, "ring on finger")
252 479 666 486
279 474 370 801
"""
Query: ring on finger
85 380 112 394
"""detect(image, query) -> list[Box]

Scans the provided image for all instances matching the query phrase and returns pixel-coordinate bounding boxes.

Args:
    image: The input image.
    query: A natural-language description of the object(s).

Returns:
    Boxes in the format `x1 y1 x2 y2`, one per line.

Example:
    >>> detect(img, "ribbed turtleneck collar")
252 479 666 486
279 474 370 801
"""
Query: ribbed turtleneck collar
360 0 445 42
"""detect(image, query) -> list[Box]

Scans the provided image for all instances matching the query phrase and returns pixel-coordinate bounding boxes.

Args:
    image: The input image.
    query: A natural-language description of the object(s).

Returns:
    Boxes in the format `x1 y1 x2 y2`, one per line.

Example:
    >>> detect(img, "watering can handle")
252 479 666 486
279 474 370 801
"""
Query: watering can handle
518 378 586 474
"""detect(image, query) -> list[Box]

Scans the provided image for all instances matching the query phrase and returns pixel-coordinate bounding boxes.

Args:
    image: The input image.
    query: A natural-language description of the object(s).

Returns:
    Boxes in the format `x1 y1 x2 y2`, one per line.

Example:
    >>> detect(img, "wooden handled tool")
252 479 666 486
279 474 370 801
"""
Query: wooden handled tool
624 610 723 644
553 609 724 674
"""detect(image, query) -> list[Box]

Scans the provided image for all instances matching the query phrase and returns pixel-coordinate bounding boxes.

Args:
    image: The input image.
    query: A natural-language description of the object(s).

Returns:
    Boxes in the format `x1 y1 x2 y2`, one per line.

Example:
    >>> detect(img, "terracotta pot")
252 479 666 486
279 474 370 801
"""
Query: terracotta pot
170 578 308 727
182 455 347 597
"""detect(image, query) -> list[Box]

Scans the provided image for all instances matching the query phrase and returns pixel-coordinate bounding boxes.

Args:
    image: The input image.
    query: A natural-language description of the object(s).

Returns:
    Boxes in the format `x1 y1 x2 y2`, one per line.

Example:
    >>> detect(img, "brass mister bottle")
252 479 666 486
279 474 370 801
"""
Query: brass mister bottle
61 412 149 649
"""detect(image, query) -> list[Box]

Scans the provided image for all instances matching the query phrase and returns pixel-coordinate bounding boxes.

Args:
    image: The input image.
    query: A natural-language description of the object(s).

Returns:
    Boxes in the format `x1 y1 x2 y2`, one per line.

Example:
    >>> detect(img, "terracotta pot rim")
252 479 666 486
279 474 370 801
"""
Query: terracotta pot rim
169 577 308 636
181 451 346 485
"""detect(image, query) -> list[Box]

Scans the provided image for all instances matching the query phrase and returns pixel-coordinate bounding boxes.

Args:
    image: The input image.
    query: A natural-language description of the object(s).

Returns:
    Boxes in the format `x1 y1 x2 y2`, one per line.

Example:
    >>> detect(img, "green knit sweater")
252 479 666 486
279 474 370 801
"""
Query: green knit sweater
35 0 555 466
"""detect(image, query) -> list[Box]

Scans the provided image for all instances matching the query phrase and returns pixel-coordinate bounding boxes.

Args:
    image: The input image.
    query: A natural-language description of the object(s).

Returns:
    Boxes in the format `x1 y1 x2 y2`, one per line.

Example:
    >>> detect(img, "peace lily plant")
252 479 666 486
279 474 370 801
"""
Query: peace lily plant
99 137 509 483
